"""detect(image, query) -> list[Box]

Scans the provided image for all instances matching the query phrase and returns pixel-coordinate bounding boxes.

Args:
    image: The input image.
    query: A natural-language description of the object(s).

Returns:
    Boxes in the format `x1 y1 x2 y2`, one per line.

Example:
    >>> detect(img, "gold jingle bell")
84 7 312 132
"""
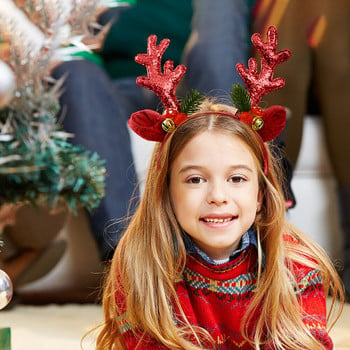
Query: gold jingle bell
251 116 264 131
162 118 176 133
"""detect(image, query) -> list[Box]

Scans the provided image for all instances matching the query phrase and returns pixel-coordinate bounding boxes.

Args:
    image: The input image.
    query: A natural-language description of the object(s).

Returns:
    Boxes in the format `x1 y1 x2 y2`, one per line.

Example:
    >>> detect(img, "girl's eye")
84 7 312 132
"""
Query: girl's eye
229 175 246 183
187 176 204 184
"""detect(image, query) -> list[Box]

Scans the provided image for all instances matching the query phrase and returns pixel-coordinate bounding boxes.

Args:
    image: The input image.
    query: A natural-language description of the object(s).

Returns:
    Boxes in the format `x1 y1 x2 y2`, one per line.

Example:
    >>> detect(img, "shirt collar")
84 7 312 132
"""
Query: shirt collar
183 227 258 265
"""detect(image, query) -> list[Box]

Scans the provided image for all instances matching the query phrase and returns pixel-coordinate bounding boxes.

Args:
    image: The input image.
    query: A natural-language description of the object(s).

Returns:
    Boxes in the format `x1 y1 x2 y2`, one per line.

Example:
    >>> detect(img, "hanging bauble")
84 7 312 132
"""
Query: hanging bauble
0 269 13 310
0 61 16 109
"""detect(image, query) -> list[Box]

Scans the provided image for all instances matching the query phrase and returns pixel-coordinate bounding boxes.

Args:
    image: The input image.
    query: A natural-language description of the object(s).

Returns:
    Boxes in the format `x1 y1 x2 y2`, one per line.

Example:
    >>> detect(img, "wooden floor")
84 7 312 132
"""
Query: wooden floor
0 300 349 349
330 299 350 349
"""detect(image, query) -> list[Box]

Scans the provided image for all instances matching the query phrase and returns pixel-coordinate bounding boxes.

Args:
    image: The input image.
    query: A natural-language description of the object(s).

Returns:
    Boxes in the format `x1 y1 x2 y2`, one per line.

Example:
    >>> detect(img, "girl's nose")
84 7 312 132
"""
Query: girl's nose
207 181 228 205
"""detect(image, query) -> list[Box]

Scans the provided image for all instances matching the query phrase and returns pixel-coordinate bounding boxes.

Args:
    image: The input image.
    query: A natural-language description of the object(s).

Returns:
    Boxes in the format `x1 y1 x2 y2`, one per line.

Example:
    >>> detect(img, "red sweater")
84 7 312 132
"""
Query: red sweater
116 245 333 349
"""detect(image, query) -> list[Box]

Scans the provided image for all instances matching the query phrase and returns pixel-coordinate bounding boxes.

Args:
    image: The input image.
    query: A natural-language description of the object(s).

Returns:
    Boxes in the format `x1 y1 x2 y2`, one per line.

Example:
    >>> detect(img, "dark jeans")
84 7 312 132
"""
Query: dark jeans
181 0 251 98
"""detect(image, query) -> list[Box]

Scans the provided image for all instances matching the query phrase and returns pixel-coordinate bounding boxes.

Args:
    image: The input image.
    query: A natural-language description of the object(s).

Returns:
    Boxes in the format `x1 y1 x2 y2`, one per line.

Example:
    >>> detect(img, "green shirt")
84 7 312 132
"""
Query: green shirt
101 0 193 79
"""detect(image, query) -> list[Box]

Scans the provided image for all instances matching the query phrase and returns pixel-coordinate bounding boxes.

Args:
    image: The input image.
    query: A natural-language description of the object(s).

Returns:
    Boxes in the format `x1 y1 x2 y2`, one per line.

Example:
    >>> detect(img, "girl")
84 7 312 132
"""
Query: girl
96 28 344 349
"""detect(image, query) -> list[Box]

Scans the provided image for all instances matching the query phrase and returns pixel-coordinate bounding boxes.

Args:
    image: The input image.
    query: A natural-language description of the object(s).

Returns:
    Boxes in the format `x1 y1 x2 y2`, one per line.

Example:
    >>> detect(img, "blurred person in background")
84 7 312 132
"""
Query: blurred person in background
252 0 350 298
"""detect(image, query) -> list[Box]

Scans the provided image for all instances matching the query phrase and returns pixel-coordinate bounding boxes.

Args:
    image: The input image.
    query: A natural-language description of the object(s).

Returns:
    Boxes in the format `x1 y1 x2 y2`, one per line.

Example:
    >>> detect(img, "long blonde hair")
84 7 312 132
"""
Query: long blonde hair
96 100 344 349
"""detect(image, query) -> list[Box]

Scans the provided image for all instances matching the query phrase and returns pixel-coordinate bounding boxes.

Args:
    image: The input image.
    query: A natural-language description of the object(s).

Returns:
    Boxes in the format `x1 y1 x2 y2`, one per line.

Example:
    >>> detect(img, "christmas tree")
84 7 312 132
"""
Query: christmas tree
0 0 134 213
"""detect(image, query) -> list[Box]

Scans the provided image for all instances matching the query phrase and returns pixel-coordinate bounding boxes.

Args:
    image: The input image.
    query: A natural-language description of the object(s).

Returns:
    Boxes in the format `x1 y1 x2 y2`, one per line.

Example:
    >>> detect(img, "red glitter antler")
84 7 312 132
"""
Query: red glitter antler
135 35 186 111
236 26 291 106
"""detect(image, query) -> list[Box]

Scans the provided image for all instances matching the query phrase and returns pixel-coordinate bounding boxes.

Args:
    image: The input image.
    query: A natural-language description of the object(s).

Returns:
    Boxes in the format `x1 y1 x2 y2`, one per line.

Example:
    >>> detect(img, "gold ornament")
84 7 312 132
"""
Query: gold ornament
162 118 176 133
251 116 264 131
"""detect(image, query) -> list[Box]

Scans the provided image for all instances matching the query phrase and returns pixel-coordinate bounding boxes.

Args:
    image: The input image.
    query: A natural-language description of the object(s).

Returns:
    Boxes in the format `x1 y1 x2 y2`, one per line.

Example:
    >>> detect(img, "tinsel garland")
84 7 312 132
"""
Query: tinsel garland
0 0 133 211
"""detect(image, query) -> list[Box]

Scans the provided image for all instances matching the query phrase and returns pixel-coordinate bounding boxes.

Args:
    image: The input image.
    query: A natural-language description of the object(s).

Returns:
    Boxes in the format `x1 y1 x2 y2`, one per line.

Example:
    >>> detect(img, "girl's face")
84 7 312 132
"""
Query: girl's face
170 131 262 261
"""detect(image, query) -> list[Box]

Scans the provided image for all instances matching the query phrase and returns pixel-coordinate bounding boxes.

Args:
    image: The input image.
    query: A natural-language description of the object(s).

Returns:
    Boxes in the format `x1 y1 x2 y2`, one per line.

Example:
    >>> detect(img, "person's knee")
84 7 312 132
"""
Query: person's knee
52 59 106 84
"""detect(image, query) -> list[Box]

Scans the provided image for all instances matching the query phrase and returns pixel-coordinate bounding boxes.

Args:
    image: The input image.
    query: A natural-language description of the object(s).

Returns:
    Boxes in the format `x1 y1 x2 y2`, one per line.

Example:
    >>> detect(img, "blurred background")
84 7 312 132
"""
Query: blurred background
0 0 349 349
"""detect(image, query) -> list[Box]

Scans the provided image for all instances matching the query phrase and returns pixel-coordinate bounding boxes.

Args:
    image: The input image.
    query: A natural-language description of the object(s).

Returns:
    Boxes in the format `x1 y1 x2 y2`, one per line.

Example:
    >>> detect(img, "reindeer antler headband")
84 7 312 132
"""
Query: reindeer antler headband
128 26 291 167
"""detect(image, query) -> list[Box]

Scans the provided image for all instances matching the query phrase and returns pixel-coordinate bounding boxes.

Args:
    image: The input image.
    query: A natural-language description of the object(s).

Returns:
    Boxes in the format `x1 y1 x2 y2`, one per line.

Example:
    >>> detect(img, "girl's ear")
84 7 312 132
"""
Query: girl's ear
257 190 263 213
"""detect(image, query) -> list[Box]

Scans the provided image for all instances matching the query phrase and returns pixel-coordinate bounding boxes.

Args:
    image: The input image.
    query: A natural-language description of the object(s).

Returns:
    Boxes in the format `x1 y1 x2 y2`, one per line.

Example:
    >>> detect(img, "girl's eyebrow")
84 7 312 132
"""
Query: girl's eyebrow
178 164 254 174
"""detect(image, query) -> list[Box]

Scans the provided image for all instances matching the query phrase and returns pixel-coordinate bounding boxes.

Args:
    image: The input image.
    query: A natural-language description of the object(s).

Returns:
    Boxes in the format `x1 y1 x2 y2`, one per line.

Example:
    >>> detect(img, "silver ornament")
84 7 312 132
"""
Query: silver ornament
0 269 13 310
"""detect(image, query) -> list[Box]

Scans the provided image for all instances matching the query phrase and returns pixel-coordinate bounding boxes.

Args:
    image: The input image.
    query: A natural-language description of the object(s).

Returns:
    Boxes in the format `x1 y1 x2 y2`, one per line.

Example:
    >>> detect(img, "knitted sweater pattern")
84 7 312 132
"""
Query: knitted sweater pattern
117 245 332 349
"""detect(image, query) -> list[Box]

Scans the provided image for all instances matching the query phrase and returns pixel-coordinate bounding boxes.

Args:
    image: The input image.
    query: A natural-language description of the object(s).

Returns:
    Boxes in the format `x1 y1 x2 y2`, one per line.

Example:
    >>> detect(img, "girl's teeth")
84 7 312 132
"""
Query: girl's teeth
204 218 231 223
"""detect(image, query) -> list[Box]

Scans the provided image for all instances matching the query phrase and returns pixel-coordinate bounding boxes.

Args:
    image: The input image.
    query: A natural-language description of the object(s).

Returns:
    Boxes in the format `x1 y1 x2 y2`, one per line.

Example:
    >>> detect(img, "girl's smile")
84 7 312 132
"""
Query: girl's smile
170 131 262 261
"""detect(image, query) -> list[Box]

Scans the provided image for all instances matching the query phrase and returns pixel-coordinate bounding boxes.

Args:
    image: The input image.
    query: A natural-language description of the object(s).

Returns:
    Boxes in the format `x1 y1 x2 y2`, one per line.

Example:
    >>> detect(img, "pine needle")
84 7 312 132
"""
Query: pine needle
230 84 251 112
180 89 205 115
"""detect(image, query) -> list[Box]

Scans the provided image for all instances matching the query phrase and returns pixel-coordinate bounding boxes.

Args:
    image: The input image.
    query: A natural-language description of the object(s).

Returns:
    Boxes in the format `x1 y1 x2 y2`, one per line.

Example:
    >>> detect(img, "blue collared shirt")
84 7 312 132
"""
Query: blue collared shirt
183 227 258 265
